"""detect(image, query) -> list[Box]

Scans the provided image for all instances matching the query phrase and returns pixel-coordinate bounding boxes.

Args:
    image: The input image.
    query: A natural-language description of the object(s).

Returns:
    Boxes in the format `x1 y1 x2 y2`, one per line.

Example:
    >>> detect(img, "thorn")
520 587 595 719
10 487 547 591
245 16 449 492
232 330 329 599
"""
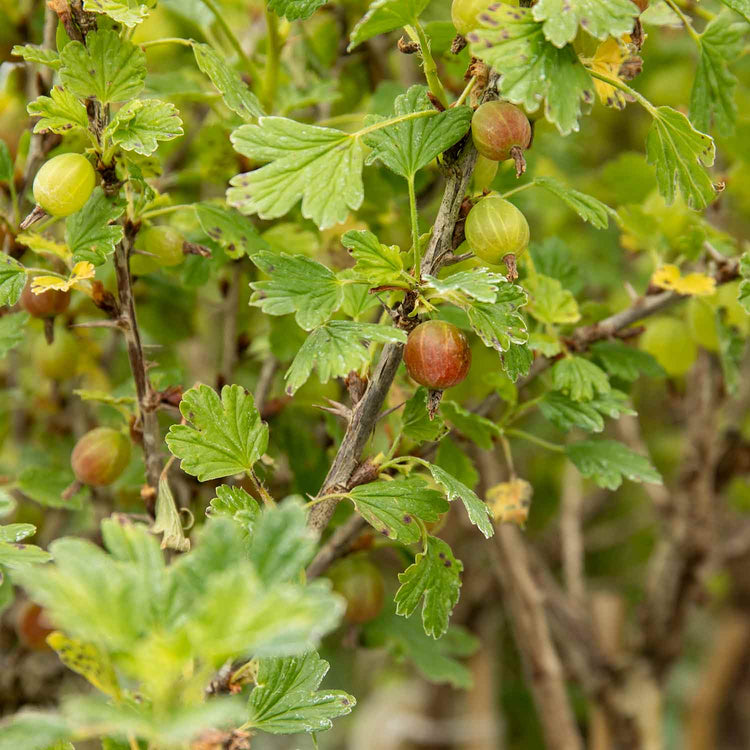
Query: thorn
315 398 352 421
70 319 122 329
19 204 47 230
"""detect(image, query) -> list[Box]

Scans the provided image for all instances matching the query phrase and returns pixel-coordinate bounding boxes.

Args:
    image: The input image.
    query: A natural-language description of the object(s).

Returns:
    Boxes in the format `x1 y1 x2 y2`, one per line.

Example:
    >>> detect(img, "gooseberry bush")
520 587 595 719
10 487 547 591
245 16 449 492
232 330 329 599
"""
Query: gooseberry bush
0 0 749 748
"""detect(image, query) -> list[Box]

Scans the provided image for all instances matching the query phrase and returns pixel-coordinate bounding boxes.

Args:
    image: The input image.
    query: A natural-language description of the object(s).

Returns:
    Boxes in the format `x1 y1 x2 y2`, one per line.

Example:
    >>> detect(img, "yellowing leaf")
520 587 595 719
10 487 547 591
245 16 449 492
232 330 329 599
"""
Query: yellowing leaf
652 264 716 296
486 479 533 527
47 631 121 698
31 261 95 294
588 38 627 109
16 231 71 260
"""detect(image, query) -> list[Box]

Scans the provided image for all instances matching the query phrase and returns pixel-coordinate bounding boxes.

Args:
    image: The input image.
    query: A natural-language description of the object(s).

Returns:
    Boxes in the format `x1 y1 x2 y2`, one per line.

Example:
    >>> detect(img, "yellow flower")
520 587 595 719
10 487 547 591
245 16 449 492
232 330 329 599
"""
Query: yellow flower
652 264 716 296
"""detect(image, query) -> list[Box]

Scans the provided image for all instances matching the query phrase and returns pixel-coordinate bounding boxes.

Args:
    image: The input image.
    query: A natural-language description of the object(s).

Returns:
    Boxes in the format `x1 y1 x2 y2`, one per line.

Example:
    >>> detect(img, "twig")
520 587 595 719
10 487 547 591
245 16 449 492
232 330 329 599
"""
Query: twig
113 221 163 508
306 515 368 579
219 273 240 386
307 76 498 535
560 460 585 603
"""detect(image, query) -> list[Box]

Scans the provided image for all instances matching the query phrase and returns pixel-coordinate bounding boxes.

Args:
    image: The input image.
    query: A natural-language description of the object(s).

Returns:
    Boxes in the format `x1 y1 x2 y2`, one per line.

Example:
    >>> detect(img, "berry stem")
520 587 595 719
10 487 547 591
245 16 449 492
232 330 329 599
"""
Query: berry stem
505 428 565 453
662 0 702 44
407 175 420 275
587 69 658 117
410 23 449 109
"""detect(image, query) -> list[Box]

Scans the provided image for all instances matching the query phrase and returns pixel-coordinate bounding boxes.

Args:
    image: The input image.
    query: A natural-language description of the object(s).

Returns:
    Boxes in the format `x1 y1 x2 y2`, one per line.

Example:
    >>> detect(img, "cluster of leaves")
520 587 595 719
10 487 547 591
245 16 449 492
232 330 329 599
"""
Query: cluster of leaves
0 0 748 746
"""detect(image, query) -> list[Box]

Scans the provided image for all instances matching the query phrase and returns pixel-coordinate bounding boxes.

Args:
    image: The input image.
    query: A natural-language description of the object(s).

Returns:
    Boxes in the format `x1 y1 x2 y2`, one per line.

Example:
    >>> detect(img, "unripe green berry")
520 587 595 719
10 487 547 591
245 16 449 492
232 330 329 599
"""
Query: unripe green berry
34 329 79 380
130 226 184 276
33 153 95 218
328 555 384 625
20 281 70 319
640 317 696 377
472 155 499 193
465 195 529 265
71 427 131 487
404 320 472 391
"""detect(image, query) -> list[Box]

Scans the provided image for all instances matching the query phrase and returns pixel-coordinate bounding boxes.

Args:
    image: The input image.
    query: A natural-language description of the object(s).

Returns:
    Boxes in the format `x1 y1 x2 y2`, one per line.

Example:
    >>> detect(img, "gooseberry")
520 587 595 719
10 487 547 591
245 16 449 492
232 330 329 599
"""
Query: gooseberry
640 317 697 377
16 602 54 651
130 226 184 276
34 328 78 380
472 101 532 177
71 427 131 487
20 281 70 319
451 0 491 36
465 194 529 274
472 154 499 193
404 320 472 391
687 297 719 352
33 153 95 218
328 555 384 625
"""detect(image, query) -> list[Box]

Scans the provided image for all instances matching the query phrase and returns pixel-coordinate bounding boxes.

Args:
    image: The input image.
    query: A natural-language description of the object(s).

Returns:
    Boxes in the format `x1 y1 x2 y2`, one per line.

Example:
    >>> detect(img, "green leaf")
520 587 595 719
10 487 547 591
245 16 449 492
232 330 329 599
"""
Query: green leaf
195 202 268 259
66 188 125 265
525 273 580 326
0 312 29 359
566 439 662 490
531 0 637 47
192 42 264 120
466 284 529 353
208 485 261 531
348 479 448 543
424 269 511 305
267 0 328 20
247 651 355 733
363 86 473 179
533 176 611 229
552 356 610 401
590 340 666 381
82 0 151 27
435 437 479 490
60 30 146 104
540 389 634 433
348 0 431 50
166 384 269 481
402 387 447 444
0 256 26 307
689 13 748 137
426 464 494 539
342 229 406 287
719 0 750 22
152 477 190 553
11 45 61 69
285 321 406 395
468 6 595 135
104 99 183 156
0 540 52 569
247 501 317 585
0 713 71 750
363 604 479 688
27 87 88 135
440 401 501 451
503 342 533 382
646 106 716 209
17 466 86 510
395 536 462 639
250 252 343 330
0 492 16 518
228 118 364 230
0 141 12 183
0 524 37 543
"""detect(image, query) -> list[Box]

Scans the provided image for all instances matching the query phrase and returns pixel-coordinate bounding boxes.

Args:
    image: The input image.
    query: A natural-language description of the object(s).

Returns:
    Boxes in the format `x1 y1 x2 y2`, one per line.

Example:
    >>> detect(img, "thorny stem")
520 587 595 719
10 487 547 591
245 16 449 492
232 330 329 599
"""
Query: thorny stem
249 469 276 508
113 222 163 511
455 76 477 108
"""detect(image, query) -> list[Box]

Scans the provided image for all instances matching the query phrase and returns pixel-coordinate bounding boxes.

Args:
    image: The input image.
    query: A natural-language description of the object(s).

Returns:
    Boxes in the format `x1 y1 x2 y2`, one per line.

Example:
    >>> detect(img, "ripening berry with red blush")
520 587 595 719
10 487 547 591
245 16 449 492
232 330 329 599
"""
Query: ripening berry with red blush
404 320 472 391
472 101 532 177
71 427 131 487
20 281 70 319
